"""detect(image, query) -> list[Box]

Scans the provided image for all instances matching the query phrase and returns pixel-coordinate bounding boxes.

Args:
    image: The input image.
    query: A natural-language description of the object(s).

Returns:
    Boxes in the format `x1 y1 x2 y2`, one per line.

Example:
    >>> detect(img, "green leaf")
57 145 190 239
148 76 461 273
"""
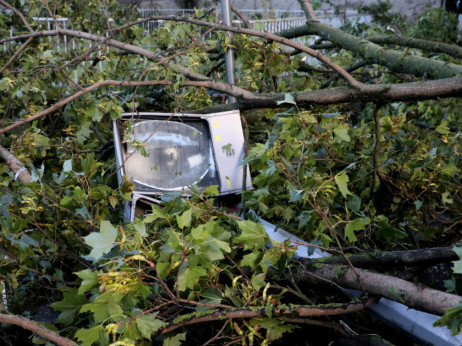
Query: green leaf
75 325 107 346
133 219 147 237
436 120 450 135
452 247 462 274
434 304 462 335
75 269 99 295
177 266 207 292
198 288 223 309
62 159 73 173
251 273 266 291
202 185 219 197
135 313 167 340
335 171 352 198
345 218 370 243
240 252 262 269
83 220 118 259
80 291 124 323
235 220 269 251
347 194 361 212
376 216 407 240
440 164 458 177
50 287 88 326
276 93 296 106
333 125 350 142
163 332 186 346
176 209 192 230
288 189 304 203
81 153 101 179
414 200 423 211
442 191 454 204
250 318 295 340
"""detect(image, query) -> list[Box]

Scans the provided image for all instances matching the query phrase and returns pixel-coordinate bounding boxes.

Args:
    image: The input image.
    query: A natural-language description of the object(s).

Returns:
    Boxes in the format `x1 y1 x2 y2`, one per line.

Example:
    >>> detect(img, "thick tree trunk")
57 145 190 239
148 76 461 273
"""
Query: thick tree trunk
297 263 462 316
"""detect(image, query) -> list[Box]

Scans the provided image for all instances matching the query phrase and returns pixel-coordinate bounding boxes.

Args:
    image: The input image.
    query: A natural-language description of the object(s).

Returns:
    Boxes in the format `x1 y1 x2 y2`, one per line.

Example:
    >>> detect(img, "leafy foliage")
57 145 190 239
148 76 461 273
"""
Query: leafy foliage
0 0 461 344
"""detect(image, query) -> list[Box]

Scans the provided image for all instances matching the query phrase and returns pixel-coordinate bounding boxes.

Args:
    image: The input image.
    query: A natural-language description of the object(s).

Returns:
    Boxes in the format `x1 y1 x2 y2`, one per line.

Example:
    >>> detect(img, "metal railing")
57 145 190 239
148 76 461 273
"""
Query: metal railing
4 10 371 65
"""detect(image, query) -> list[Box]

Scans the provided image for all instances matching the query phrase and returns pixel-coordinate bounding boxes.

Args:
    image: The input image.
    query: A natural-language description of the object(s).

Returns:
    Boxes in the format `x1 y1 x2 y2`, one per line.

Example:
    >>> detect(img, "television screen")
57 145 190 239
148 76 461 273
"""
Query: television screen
113 110 252 196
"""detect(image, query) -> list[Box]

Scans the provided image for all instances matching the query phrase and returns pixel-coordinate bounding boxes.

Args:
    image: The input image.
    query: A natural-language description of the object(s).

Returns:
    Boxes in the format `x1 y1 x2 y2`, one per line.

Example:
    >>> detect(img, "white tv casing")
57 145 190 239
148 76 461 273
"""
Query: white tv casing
113 110 252 219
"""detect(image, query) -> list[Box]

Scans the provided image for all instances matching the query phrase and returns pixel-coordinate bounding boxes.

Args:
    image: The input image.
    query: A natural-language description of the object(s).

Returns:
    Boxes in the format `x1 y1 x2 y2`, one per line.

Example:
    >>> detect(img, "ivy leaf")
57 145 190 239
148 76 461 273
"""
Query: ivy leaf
75 269 99 295
345 218 370 243
276 93 296 106
163 333 186 346
335 171 352 198
135 313 167 340
83 220 118 259
235 220 269 251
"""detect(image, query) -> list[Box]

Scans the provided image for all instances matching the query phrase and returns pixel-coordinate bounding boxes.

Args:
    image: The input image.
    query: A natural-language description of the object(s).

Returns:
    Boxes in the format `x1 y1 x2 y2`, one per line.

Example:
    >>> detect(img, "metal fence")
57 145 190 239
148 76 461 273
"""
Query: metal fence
4 10 371 64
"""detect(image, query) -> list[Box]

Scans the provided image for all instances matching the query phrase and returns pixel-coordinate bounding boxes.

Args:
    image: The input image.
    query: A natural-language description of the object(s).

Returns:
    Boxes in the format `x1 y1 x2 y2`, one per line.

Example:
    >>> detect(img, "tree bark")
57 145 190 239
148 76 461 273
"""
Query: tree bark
297 263 462 316
308 246 459 268
0 144 32 182
0 313 76 346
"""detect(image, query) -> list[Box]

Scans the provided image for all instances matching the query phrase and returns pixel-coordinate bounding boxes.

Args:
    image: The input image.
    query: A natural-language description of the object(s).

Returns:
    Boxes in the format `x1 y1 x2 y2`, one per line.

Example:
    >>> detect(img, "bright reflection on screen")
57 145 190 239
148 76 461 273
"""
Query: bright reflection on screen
124 120 217 191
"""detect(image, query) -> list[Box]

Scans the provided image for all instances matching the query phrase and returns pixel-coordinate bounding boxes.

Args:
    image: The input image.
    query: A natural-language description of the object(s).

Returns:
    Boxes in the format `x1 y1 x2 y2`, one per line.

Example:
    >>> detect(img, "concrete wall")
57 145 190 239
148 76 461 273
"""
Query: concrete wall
127 0 442 18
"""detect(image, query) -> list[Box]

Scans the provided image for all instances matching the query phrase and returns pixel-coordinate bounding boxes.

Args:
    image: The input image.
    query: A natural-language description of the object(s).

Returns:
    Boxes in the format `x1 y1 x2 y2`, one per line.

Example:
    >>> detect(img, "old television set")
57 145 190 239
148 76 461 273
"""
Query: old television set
113 110 252 220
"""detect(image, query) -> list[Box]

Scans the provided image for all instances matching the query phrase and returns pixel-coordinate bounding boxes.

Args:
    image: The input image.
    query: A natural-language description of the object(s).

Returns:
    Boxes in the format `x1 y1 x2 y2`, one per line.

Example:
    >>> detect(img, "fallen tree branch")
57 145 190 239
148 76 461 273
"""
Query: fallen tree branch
0 22 362 89
298 263 462 315
155 297 376 336
296 35 462 60
308 246 459 268
230 4 251 28
0 144 32 182
2 75 461 135
0 313 76 346
280 0 462 79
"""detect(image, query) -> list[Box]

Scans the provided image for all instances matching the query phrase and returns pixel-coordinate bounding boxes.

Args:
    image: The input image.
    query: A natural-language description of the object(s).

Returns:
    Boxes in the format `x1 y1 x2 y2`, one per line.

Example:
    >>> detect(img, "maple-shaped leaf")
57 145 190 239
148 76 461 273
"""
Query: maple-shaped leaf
234 220 268 251
83 220 118 259
335 171 352 198
135 313 167 340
